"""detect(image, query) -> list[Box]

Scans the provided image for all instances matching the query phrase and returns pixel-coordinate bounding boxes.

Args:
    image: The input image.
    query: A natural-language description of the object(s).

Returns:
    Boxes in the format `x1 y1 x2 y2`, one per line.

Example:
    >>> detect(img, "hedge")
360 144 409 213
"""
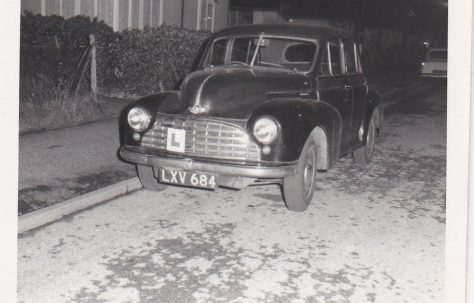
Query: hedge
20 12 119 103
115 26 210 96
20 12 211 102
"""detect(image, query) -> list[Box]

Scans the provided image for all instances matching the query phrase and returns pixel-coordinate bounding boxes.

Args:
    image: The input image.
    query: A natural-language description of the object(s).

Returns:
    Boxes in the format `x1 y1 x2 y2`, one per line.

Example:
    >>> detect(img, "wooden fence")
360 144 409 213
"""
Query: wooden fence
70 34 97 100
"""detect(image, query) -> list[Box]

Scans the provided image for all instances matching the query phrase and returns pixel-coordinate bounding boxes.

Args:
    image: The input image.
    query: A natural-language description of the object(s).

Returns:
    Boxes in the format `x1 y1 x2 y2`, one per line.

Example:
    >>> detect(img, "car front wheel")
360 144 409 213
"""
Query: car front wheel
282 138 317 212
136 164 168 191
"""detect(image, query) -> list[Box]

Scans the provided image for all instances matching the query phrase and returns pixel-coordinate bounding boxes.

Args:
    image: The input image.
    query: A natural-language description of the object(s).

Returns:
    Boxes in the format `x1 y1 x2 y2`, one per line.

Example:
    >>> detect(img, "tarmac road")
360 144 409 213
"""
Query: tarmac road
18 81 446 303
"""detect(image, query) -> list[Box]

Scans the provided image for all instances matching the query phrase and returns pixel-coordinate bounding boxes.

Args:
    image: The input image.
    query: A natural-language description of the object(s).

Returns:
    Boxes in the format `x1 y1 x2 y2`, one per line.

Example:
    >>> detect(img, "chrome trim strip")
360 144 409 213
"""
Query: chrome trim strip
421 74 447 78
189 74 215 114
120 147 297 178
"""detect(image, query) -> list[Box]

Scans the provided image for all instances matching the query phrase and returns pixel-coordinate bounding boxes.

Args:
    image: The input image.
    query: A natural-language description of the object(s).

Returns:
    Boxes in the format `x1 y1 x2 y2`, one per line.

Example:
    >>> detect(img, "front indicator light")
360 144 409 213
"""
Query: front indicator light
133 132 141 141
262 145 272 155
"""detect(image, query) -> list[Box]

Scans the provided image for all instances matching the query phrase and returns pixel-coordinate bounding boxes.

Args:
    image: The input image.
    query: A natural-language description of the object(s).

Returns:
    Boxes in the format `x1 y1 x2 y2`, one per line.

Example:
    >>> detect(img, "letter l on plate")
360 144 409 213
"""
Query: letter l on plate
166 128 186 153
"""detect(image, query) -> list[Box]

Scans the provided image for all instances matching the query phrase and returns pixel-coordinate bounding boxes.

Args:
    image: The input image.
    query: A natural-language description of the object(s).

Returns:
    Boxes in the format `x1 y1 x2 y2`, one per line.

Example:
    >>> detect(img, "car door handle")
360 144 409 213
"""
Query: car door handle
343 83 352 104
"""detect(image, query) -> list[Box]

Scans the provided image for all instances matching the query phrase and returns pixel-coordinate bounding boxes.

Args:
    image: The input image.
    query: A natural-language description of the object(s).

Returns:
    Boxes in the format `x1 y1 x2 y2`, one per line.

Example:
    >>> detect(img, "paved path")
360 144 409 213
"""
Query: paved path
18 118 135 215
18 82 446 302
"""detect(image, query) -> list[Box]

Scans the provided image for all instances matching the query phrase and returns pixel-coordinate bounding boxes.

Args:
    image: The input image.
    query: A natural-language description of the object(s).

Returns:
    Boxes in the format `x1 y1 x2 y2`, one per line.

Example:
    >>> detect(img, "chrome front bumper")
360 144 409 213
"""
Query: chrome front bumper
120 147 297 179
421 73 447 78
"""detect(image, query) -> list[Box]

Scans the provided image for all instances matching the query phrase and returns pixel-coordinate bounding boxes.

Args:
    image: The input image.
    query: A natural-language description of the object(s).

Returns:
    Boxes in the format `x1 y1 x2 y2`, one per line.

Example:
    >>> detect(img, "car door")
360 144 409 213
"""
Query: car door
317 37 354 155
341 38 369 149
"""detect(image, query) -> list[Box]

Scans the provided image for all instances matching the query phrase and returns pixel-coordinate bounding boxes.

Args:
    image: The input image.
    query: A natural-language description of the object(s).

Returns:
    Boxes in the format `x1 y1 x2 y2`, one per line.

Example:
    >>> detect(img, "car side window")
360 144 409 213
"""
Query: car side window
342 39 357 74
230 38 254 64
320 46 331 75
208 39 228 66
329 39 342 74
320 38 342 76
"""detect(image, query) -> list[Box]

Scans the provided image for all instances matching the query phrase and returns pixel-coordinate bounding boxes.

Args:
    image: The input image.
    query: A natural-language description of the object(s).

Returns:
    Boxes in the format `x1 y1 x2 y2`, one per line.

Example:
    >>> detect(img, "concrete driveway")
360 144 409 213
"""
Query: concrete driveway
18 82 446 303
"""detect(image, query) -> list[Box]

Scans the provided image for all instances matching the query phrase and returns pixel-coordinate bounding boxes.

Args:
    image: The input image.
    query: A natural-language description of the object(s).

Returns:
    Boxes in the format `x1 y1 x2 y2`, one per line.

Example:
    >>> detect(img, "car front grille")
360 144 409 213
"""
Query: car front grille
141 114 261 162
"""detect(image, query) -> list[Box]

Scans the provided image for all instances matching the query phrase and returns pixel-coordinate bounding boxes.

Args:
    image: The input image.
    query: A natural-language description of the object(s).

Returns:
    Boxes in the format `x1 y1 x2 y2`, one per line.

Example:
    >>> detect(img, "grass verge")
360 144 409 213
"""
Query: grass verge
19 94 107 134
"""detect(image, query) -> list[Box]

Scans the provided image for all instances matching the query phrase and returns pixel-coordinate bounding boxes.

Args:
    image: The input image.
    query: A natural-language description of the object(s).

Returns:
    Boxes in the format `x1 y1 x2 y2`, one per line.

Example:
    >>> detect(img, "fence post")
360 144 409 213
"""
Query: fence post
90 34 97 101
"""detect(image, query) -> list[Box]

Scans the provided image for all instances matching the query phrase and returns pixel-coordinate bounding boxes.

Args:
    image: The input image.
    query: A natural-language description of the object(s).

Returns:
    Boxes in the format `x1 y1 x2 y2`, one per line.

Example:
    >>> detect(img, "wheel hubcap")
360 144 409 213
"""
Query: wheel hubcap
366 119 375 157
303 147 315 198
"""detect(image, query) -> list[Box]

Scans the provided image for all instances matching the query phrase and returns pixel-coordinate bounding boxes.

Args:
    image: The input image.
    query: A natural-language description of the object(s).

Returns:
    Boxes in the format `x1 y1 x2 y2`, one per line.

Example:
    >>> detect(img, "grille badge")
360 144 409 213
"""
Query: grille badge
188 74 215 115
189 104 207 115
182 158 193 170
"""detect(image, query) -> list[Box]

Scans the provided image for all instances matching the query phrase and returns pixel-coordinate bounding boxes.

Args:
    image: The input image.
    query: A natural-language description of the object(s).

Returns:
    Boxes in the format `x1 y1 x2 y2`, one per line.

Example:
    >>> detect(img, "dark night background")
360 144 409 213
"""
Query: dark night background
231 0 447 34
229 0 448 73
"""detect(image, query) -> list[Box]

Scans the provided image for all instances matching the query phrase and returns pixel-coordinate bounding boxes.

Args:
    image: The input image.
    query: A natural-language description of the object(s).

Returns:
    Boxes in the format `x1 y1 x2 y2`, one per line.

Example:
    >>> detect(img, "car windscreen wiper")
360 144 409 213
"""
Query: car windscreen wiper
250 32 264 67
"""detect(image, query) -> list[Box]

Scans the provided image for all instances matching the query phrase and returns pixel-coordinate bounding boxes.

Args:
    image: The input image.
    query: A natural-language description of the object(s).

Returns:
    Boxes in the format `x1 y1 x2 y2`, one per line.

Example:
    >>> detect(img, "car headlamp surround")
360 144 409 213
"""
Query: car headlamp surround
127 107 151 132
253 116 279 145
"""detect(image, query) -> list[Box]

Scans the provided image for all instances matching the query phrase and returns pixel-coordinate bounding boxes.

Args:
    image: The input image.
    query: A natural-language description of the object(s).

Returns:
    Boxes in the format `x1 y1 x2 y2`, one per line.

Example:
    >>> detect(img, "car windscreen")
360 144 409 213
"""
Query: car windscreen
427 50 447 60
202 36 318 72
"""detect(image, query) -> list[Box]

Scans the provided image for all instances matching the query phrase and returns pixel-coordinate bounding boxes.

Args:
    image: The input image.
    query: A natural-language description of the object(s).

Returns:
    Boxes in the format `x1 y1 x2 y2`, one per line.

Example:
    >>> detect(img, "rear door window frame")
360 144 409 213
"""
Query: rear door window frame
319 37 344 77
341 38 362 75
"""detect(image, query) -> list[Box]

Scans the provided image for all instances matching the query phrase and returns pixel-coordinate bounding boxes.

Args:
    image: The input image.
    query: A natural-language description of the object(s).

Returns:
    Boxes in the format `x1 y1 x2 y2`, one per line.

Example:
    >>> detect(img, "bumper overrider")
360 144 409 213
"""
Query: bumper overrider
120 146 297 179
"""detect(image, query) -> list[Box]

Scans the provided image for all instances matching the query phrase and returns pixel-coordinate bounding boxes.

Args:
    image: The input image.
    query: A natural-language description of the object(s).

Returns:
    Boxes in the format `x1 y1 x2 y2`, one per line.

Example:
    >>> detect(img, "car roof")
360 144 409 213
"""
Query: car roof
212 23 353 41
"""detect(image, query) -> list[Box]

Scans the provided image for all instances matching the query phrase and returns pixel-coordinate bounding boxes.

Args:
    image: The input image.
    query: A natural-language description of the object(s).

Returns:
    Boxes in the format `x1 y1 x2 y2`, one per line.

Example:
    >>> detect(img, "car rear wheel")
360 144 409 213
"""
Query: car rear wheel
352 113 376 165
136 165 168 191
282 138 317 212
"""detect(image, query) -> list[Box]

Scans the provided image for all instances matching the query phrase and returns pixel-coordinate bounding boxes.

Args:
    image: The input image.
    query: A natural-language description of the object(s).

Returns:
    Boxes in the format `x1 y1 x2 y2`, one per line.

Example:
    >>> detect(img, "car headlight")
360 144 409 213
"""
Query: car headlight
253 117 278 145
127 108 151 132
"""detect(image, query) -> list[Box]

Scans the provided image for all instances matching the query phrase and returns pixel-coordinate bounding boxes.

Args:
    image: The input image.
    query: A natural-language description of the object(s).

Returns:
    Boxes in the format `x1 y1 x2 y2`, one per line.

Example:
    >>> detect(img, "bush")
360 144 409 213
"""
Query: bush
20 13 211 132
114 25 210 96
20 12 120 104
21 12 210 100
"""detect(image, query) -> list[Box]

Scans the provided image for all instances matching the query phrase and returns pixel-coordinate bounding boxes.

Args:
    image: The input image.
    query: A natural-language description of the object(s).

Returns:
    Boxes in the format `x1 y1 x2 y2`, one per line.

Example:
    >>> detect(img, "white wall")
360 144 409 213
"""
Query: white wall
22 0 229 32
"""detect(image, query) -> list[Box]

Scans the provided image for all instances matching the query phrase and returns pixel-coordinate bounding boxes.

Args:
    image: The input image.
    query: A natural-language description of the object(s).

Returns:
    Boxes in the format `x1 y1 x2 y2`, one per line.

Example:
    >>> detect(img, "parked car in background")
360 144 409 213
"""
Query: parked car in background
421 48 447 78
120 24 384 212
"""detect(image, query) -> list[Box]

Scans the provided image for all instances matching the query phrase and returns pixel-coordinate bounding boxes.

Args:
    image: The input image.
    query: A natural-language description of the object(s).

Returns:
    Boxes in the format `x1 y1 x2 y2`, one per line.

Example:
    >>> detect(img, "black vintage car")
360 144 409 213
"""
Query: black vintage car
120 24 383 212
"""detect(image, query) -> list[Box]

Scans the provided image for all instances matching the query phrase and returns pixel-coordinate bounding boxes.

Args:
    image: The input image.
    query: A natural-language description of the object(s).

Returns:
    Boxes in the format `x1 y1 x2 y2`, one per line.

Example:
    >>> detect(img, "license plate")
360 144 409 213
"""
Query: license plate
159 168 217 189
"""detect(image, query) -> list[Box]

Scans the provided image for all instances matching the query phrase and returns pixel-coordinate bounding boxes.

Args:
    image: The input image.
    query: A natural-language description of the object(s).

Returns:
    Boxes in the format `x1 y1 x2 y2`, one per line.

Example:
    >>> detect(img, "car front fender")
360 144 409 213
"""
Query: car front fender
248 98 342 167
120 91 181 146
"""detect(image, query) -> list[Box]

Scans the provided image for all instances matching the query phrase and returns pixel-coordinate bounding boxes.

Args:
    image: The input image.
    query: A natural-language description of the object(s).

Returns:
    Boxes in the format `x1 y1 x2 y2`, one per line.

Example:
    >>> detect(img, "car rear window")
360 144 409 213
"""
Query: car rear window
284 43 316 63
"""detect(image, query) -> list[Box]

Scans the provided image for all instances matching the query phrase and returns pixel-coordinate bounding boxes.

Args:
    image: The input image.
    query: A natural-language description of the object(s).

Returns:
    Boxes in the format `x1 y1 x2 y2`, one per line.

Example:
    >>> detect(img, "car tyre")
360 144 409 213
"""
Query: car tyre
282 138 317 212
137 164 167 191
352 113 376 165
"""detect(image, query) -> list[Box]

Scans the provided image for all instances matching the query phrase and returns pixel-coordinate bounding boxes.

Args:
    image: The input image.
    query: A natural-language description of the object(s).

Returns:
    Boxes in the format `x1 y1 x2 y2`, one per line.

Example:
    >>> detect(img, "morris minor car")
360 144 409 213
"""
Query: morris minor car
120 24 384 212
